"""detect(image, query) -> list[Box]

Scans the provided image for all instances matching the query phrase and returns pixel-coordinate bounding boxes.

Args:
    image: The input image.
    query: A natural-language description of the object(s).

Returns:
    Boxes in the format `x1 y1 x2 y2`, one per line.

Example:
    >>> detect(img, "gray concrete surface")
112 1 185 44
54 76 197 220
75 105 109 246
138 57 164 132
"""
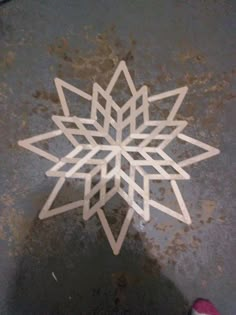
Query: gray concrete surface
0 0 235 314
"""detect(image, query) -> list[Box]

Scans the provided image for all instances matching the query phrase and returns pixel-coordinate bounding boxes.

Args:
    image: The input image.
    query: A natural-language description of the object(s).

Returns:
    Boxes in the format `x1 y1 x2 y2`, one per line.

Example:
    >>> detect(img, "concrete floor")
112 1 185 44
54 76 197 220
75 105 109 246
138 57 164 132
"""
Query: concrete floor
0 0 236 314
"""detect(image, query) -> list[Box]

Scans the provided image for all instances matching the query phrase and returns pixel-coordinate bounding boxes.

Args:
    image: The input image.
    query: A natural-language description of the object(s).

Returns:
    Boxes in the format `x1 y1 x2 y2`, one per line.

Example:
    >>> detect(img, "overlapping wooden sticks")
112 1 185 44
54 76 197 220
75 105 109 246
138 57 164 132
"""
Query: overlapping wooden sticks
18 61 220 254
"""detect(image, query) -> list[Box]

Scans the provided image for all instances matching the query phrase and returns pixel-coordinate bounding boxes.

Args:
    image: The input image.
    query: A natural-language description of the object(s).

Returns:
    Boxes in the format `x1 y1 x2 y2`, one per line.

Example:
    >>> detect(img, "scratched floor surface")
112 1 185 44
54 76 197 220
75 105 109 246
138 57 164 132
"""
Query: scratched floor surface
0 1 235 314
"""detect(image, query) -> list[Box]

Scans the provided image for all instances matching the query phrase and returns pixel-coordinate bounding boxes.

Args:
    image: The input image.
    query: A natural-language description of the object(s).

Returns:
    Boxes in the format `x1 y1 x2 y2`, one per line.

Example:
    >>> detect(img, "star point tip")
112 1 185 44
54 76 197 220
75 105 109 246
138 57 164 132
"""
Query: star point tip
113 248 120 255
83 213 89 221
144 213 150 222
51 115 58 121
186 217 192 225
92 82 99 88
54 77 61 84
38 212 44 220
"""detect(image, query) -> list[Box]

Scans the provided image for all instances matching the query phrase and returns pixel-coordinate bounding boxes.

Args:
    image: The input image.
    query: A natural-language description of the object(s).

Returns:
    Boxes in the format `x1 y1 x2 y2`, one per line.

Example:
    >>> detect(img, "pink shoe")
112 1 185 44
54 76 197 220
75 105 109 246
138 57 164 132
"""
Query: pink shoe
191 299 221 315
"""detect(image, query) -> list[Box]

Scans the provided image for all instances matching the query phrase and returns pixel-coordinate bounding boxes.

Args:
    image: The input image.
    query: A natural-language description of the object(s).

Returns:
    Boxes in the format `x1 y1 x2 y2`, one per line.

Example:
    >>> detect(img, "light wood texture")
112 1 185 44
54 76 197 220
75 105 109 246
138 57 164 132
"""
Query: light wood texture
18 61 220 254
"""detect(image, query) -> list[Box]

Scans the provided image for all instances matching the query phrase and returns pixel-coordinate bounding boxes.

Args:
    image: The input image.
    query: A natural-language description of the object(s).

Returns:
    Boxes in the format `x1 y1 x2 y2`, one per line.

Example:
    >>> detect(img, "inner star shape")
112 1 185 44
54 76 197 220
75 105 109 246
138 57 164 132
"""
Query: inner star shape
18 61 220 254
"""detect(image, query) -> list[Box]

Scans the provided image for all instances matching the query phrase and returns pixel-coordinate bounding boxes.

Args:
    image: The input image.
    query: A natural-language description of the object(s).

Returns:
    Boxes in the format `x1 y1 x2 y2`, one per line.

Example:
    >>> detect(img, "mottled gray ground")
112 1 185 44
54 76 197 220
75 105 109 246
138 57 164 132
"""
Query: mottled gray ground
0 1 235 314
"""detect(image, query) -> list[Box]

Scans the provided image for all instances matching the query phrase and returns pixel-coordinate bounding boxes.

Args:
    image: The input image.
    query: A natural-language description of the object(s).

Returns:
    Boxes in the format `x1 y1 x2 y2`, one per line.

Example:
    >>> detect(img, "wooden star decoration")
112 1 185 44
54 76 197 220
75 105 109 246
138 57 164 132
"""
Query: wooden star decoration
18 61 220 254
